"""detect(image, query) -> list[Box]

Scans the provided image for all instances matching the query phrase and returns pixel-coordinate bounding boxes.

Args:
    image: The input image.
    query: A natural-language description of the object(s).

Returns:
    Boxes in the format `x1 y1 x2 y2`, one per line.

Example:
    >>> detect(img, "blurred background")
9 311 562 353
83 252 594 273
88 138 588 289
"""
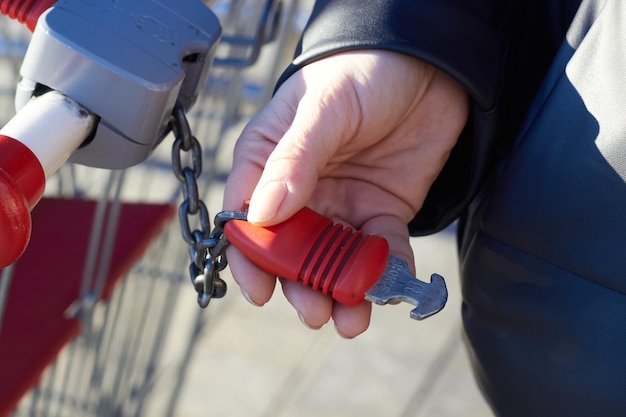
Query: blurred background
0 1 492 416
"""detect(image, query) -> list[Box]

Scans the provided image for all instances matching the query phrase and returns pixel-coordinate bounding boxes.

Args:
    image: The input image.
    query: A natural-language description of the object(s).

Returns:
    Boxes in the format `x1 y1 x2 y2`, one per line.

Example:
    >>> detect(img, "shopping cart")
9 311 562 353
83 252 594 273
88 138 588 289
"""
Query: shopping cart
0 1 306 415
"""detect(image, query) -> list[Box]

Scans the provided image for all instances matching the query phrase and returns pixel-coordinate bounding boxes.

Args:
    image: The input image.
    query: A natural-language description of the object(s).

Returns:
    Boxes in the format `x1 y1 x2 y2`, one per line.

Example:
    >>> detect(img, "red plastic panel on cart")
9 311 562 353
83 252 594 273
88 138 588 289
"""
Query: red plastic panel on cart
0 197 175 417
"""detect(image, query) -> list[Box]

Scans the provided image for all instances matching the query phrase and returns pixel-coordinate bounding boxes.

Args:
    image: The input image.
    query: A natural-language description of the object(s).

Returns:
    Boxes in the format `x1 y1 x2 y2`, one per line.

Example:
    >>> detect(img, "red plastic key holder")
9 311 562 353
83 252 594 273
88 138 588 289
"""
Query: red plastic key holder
223 207 390 306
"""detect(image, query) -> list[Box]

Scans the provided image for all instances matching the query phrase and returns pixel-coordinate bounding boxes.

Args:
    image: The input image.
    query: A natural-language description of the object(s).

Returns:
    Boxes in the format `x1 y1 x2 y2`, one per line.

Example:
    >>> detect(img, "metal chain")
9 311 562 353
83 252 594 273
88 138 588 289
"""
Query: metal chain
169 102 246 308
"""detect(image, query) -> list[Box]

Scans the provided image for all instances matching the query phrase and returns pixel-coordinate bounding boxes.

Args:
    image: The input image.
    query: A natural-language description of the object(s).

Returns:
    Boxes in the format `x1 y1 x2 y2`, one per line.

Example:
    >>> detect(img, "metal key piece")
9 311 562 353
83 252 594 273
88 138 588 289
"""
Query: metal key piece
365 256 447 320
223 206 448 320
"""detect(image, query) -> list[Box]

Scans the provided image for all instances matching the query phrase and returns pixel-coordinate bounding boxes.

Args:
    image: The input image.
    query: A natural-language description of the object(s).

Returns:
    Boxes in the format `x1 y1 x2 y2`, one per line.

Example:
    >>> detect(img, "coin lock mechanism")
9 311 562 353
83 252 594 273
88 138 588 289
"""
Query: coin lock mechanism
15 0 222 169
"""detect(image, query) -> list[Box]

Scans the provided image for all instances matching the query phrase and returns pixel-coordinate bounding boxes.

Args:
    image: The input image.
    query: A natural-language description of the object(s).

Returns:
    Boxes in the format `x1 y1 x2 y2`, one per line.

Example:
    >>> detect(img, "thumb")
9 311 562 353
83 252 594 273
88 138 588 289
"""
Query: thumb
246 92 347 225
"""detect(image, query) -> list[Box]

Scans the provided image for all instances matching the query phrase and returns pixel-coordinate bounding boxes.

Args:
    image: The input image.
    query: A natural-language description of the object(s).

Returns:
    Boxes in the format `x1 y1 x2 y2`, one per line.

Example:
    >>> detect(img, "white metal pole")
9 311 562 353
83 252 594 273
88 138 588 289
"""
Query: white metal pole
1 90 96 177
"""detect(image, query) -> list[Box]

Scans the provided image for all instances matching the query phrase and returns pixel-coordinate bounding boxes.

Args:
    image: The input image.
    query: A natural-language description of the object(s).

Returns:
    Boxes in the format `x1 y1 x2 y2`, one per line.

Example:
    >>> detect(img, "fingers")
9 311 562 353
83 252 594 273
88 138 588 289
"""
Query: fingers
332 301 372 338
279 278 332 329
245 90 346 225
223 71 344 220
360 214 416 274
280 278 372 338
222 74 343 311
226 246 276 306
222 98 293 212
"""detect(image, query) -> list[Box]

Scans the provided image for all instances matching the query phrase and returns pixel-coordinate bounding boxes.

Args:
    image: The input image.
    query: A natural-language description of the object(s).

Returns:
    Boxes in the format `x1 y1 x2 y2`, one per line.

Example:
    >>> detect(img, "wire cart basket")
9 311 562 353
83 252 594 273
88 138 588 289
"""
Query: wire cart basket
0 1 307 415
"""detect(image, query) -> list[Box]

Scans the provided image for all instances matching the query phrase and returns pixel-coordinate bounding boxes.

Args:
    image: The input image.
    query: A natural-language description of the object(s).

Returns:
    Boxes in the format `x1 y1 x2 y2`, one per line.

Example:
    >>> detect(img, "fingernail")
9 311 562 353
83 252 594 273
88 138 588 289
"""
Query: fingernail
241 288 262 307
247 181 288 223
298 311 322 330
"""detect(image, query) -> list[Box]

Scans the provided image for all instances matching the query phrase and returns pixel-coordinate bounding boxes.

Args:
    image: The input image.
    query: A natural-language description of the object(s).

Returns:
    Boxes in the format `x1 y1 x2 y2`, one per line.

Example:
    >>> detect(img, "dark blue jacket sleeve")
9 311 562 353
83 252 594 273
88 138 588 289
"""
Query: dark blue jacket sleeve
275 0 581 234
277 0 507 110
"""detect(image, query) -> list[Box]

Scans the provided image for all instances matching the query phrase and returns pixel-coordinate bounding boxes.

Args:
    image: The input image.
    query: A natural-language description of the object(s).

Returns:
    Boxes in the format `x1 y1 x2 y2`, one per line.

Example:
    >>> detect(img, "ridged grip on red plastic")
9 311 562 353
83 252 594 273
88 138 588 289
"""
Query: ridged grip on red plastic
0 135 45 268
0 0 57 31
223 207 390 306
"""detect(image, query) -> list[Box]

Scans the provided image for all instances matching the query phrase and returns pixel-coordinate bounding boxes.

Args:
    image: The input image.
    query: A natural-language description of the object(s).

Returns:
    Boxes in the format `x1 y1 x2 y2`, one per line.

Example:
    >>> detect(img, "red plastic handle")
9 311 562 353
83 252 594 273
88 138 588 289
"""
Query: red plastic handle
223 207 390 306
0 135 45 268
0 0 57 31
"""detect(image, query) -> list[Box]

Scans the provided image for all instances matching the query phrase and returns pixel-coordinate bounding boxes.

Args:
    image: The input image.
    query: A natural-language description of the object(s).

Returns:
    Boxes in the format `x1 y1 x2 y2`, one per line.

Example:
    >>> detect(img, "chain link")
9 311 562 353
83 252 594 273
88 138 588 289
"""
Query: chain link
169 102 247 308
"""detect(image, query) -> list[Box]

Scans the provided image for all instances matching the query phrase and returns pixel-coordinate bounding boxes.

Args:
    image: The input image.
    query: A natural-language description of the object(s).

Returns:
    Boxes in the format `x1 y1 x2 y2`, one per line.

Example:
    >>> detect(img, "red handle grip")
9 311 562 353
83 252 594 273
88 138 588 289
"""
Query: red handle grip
223 207 389 306
1 0 57 31
0 135 45 268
